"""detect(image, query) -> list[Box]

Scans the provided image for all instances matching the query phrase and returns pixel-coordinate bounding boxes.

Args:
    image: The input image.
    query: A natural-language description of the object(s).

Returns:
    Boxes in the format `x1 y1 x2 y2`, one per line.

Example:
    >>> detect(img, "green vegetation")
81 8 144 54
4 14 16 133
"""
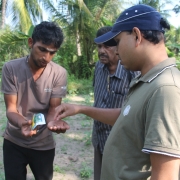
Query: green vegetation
53 164 65 174
67 75 94 95
84 131 92 146
80 163 92 179
1 0 179 81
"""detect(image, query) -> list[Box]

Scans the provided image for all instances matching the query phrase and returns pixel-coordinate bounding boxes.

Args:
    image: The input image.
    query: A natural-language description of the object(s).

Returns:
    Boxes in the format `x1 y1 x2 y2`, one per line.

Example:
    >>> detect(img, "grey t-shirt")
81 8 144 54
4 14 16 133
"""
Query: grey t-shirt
1 56 67 150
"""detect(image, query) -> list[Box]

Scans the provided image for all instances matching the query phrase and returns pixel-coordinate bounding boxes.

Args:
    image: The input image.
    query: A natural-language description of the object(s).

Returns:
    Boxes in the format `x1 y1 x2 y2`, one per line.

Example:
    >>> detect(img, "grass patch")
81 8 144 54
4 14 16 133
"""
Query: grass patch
80 163 92 179
67 76 93 95
53 165 65 174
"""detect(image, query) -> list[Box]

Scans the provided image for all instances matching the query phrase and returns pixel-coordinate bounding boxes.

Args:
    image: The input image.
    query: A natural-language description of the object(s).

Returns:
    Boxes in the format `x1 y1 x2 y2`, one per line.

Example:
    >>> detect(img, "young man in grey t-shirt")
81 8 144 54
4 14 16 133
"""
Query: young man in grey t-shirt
1 21 69 180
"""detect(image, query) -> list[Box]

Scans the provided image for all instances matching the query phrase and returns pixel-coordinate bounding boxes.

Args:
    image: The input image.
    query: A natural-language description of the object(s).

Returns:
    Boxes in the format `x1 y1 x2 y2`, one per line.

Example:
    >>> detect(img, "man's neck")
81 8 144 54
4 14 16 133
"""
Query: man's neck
27 56 46 81
107 60 119 75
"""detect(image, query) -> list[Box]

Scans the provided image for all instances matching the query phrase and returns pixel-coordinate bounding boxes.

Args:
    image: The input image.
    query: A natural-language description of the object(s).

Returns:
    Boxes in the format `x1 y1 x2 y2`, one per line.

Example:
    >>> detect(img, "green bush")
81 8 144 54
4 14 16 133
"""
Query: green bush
80 163 92 179
67 75 93 95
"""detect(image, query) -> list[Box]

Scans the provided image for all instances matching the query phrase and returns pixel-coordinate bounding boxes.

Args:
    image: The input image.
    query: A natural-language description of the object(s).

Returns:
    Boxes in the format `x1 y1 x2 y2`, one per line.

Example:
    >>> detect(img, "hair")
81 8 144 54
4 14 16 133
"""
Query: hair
96 26 112 37
32 21 64 49
127 18 170 44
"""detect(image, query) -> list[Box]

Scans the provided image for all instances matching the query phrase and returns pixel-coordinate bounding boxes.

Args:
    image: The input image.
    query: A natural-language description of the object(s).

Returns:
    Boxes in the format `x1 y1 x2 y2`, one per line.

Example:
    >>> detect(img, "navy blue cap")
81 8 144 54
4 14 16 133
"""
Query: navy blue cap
94 4 164 44
103 39 117 46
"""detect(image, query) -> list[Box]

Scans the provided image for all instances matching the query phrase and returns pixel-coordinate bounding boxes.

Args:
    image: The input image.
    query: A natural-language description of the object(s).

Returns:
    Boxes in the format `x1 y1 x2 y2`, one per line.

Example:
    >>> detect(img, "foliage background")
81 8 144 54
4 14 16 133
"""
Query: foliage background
1 0 180 88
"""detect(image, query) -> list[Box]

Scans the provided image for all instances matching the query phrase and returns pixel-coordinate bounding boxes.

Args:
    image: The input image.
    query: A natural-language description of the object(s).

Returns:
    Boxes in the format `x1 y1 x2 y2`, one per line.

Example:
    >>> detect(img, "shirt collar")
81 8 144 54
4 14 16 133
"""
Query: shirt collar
101 60 125 79
130 58 177 88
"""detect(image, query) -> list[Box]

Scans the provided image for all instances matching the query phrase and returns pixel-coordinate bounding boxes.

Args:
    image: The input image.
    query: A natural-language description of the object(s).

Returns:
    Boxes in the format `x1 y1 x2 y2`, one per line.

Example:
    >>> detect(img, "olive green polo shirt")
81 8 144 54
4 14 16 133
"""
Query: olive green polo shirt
101 58 180 180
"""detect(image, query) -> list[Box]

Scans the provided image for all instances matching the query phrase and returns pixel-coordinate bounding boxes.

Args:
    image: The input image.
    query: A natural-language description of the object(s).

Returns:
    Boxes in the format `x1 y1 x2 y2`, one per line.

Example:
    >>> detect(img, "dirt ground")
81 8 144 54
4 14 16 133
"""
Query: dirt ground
0 95 94 180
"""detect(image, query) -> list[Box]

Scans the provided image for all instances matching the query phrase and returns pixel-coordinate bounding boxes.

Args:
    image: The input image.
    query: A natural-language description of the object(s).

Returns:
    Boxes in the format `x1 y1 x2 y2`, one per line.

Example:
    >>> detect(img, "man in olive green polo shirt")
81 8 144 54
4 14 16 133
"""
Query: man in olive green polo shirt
54 4 180 180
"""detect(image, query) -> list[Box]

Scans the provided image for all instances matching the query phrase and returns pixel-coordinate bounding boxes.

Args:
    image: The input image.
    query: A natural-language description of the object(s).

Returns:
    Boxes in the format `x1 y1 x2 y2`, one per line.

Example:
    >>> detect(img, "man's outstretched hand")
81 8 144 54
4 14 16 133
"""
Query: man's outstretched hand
54 103 80 121
47 119 70 134
21 120 37 137
47 103 81 134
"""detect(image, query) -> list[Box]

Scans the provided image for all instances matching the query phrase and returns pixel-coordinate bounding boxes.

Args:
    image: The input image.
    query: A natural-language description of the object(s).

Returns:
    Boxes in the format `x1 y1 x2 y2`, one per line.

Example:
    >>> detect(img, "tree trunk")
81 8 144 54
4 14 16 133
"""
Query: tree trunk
1 0 7 28
76 30 82 56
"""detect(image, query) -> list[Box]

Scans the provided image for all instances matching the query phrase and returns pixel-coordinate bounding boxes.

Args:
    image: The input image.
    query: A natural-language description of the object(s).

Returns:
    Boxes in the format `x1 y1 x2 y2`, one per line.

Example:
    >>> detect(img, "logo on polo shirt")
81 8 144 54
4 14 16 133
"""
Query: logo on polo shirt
44 86 67 92
44 88 52 92
123 105 131 116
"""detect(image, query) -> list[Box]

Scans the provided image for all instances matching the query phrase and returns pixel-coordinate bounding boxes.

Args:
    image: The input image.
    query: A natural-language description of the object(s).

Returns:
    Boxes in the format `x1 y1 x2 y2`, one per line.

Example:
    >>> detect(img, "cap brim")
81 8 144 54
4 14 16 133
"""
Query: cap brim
94 31 121 44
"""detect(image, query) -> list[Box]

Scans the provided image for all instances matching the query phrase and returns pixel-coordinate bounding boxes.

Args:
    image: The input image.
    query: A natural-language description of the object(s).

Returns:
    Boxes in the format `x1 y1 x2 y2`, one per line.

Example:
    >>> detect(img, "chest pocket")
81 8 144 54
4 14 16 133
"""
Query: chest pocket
108 91 128 108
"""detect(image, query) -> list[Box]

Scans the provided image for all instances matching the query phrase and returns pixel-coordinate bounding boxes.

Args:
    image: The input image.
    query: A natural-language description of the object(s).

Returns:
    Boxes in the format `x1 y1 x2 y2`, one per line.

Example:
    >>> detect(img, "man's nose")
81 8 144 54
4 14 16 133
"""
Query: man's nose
42 52 52 60
99 46 106 53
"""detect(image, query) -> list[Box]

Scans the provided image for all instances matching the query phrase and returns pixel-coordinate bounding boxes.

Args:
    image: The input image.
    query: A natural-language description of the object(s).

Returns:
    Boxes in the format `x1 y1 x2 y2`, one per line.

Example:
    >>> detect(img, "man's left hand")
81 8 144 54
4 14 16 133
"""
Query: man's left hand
47 119 70 134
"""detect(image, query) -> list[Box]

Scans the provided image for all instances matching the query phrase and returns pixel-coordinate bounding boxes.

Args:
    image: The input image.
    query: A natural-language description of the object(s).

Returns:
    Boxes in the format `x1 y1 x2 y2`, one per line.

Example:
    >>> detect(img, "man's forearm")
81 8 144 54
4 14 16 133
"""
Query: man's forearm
46 112 55 124
79 106 121 126
55 104 121 126
6 111 27 128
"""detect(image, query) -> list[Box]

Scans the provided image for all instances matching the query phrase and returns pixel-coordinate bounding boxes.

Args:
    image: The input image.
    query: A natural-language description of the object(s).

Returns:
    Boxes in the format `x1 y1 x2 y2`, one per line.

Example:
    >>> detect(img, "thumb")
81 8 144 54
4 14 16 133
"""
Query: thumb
28 120 33 125
54 107 66 120
22 120 32 126
63 121 70 130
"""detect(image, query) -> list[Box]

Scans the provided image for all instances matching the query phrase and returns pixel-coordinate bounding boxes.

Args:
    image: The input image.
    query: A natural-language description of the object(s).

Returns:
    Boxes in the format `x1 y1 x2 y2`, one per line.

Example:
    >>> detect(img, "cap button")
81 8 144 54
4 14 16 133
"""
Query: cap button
126 13 128 15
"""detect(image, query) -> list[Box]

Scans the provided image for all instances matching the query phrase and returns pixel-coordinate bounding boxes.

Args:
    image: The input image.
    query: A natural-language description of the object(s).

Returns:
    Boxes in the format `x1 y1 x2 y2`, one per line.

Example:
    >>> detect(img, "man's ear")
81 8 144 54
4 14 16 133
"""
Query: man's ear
28 38 33 49
132 27 142 46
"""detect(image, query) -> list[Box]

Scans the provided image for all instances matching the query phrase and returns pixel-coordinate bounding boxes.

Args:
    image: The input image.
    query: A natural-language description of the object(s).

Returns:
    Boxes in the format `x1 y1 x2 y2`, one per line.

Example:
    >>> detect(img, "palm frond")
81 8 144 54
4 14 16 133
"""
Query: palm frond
0 30 29 44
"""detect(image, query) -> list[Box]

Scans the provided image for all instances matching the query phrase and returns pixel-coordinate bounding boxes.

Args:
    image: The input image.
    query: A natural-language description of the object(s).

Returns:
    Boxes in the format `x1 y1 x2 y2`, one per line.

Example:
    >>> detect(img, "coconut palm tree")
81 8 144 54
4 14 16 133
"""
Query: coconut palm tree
0 0 47 33
43 0 122 78
1 0 7 28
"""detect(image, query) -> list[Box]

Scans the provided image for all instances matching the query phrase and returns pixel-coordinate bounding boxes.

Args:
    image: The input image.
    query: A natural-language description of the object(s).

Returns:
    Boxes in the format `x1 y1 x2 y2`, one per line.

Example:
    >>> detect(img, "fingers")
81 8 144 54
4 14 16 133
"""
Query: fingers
56 129 66 134
48 123 69 131
23 129 37 137
21 120 37 137
30 129 37 136
54 106 66 121
48 120 70 134
22 120 32 126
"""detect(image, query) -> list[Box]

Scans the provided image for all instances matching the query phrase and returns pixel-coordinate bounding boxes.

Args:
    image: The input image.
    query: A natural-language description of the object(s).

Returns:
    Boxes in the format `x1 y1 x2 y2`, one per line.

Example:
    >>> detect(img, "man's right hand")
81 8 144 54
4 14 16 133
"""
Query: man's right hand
54 103 80 121
4 94 37 137
21 120 37 137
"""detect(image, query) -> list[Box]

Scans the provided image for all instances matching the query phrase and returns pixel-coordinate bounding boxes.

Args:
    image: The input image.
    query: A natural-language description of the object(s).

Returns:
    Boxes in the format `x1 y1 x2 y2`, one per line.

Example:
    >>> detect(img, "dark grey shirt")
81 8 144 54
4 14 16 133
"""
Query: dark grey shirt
92 60 139 153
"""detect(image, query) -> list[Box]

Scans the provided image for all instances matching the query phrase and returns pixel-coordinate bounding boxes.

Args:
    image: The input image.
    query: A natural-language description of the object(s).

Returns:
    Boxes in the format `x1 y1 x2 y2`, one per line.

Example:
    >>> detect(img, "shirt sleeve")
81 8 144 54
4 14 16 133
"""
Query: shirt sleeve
1 63 17 94
51 68 67 98
143 85 180 158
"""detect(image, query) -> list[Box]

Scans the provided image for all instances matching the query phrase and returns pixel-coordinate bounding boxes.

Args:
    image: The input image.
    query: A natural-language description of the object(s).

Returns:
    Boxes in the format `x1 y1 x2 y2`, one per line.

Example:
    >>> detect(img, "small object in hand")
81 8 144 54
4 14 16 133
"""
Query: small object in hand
31 113 46 130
